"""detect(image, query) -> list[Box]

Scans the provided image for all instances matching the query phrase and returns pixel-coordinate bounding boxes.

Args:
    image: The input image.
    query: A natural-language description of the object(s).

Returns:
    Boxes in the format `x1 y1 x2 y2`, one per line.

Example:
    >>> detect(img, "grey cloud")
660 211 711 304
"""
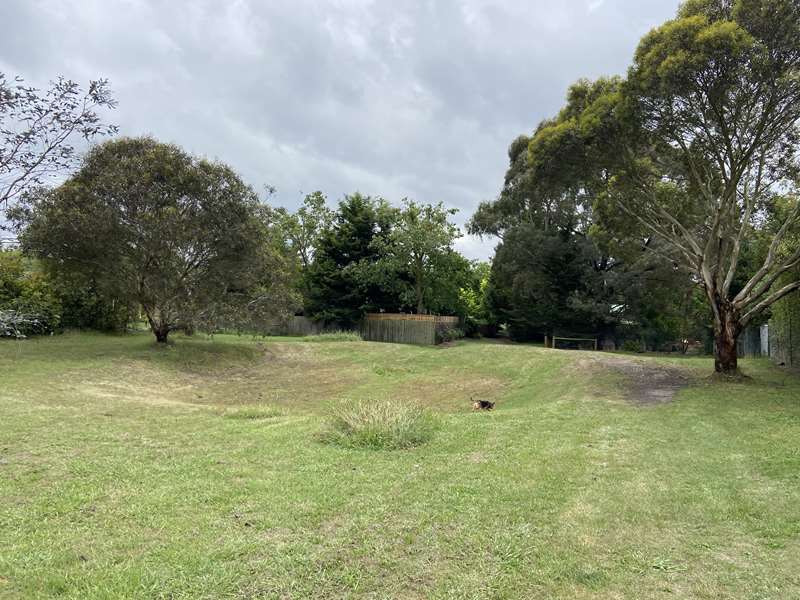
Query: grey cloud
0 0 680 259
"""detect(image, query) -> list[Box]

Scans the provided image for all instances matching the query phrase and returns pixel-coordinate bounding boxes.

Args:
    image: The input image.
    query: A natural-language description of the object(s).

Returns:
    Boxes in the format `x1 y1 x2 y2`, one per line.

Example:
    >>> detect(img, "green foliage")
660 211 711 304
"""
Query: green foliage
435 326 464 344
0 249 61 336
0 248 131 335
305 193 403 326
474 0 800 372
367 200 465 314
621 339 644 353
0 73 117 209
15 137 299 343
458 261 494 336
468 75 699 345
47 269 133 332
305 196 470 325
269 191 333 307
276 191 333 269
617 0 800 371
769 269 800 366
320 398 437 450
300 330 362 342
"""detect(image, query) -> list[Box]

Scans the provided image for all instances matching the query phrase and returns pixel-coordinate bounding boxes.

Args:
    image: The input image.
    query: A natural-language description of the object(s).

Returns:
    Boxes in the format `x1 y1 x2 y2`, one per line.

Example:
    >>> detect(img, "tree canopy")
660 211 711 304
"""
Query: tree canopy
475 0 800 372
15 137 298 343
1 73 117 210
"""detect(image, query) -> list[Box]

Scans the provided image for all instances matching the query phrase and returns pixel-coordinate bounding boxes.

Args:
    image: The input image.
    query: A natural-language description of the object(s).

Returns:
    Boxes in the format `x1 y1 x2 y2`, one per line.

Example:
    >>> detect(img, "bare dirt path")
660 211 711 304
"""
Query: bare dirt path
577 353 692 405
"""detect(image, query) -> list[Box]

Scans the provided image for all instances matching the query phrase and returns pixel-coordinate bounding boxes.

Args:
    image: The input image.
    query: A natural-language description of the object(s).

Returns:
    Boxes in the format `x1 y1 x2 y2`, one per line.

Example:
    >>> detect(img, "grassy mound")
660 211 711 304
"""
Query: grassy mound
320 398 437 450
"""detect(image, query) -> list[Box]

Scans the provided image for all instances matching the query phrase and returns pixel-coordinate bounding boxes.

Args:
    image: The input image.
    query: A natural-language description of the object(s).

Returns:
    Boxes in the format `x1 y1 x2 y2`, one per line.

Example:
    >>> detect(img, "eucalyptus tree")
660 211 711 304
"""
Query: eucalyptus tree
0 73 117 209
513 0 800 374
607 0 800 374
280 191 334 270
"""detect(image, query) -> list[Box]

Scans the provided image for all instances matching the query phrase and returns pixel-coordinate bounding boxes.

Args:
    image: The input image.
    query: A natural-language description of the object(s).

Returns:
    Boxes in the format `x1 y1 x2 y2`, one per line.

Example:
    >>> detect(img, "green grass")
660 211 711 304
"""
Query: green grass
320 398 438 450
1 332 799 599
300 330 363 342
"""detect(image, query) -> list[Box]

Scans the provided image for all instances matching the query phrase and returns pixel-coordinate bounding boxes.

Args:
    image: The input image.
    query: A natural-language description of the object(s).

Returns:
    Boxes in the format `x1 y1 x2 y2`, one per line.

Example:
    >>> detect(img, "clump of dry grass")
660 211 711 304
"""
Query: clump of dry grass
320 398 437 450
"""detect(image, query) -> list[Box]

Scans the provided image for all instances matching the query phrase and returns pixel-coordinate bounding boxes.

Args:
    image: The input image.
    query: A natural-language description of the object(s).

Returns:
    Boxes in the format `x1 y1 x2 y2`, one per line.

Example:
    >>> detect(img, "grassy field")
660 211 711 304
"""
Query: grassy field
1 332 799 599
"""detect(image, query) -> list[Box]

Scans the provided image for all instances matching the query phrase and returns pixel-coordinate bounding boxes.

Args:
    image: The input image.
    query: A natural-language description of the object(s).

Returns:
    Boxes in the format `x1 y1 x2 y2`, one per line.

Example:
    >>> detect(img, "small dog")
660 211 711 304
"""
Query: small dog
472 398 495 411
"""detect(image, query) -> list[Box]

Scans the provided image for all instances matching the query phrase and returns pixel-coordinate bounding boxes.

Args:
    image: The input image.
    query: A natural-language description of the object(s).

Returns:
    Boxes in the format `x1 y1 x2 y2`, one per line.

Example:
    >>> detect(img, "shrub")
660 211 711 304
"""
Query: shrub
302 330 362 342
1 250 62 336
621 339 644 353
436 326 464 344
0 253 62 337
0 309 44 338
320 398 437 450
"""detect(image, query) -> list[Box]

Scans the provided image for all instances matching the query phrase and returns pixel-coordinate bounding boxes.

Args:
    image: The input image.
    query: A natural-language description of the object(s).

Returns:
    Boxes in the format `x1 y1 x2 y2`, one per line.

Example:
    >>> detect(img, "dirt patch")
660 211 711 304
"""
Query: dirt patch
612 360 690 405
577 354 691 406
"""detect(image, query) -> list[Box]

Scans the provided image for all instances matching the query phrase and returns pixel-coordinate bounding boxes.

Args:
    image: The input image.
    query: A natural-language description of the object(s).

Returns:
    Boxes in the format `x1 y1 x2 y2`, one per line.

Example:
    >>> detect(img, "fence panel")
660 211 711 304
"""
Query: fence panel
361 317 436 345
767 272 800 367
770 305 799 367
360 314 459 345
737 326 764 358
264 316 326 337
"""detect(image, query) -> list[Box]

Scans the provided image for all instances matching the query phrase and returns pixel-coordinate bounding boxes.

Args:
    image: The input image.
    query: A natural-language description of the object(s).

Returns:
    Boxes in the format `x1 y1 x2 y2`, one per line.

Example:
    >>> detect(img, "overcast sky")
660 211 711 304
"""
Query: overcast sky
1 0 680 259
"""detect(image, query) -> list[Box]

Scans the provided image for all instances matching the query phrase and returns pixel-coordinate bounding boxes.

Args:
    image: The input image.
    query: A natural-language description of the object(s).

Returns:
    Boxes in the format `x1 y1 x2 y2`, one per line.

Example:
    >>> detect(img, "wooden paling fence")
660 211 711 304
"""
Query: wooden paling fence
264 316 326 337
361 313 460 345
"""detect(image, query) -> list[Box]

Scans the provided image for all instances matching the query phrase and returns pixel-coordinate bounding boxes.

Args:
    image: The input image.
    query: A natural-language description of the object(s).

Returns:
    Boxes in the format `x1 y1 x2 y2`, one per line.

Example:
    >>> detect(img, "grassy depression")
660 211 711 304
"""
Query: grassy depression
1 332 799 599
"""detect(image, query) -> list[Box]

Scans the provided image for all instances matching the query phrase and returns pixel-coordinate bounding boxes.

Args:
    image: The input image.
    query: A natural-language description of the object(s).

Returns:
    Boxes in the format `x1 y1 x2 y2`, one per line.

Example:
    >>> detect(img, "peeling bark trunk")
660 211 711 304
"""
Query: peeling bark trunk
153 324 170 344
713 305 740 375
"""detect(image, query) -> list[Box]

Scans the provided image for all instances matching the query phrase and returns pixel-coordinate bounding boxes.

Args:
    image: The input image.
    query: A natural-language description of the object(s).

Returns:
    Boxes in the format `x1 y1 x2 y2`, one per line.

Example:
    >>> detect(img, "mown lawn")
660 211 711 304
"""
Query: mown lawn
1 332 799 599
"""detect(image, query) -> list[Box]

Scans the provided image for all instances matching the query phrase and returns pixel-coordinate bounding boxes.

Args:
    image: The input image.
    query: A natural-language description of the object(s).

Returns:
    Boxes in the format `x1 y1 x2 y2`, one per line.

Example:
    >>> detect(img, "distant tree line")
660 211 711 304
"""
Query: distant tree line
2 0 799 377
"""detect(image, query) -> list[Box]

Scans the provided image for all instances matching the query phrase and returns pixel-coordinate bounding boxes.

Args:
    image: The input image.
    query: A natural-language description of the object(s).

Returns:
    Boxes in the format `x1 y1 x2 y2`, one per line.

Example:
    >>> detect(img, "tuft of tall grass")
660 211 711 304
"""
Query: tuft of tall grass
301 331 362 342
320 398 437 450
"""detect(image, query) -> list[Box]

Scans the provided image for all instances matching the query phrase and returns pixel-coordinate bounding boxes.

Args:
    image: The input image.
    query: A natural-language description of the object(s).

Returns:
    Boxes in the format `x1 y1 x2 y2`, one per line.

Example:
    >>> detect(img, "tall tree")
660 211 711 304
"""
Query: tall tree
511 0 800 374
305 193 401 326
469 90 682 344
270 191 333 306
1 73 117 209
277 191 333 270
602 0 800 374
369 200 464 314
15 137 298 343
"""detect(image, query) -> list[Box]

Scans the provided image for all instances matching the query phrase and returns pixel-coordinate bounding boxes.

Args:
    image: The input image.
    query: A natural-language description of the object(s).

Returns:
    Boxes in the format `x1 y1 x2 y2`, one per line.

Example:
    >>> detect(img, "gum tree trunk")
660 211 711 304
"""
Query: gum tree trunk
143 304 170 344
713 306 740 375
153 324 170 344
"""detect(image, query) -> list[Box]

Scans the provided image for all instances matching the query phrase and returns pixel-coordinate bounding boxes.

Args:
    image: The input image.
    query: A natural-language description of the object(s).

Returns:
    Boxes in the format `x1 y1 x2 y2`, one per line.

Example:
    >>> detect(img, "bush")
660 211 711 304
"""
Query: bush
0 251 62 337
0 309 47 338
621 339 644 353
320 398 437 450
301 330 362 342
436 326 464 344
